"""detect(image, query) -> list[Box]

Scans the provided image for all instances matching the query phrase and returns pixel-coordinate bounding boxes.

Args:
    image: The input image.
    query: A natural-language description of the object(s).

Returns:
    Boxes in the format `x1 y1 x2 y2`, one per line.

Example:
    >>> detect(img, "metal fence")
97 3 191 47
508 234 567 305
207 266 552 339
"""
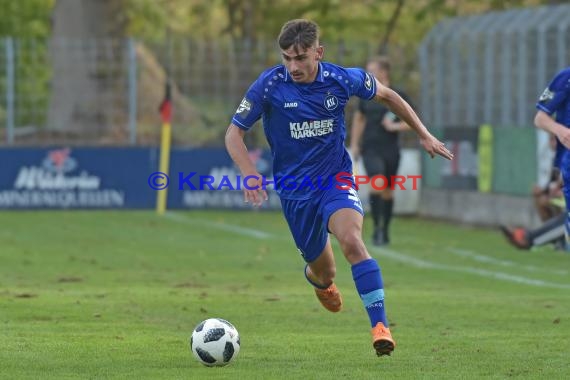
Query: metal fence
0 38 134 146
419 4 570 129
3 5 569 147
1 36 417 147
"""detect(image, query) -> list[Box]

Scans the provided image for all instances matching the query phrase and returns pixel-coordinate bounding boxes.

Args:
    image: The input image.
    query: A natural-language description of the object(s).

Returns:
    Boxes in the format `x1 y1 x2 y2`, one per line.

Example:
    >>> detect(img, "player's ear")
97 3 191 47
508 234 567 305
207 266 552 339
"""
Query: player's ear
315 45 324 60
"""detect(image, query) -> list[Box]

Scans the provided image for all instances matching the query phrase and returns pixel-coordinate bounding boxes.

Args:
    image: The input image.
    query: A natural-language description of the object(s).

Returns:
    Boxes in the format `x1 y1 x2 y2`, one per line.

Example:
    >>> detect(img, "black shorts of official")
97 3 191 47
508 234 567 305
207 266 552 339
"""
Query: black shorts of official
362 151 401 189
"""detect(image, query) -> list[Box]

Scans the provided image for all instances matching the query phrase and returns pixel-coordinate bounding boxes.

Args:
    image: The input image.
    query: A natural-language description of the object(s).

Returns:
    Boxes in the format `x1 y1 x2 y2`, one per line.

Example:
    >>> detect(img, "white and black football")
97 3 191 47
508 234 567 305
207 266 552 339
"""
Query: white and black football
190 318 240 367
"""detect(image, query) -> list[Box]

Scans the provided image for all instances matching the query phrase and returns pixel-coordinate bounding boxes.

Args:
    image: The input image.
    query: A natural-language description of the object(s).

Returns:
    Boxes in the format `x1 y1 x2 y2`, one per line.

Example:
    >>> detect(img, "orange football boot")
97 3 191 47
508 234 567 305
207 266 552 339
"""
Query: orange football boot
371 322 395 356
500 225 531 250
314 283 343 312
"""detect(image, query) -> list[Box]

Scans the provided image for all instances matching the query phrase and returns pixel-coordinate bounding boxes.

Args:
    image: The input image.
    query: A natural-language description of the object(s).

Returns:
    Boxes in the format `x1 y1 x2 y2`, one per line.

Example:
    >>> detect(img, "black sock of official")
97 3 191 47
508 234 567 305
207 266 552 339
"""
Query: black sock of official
370 194 383 228
526 213 566 247
382 199 394 238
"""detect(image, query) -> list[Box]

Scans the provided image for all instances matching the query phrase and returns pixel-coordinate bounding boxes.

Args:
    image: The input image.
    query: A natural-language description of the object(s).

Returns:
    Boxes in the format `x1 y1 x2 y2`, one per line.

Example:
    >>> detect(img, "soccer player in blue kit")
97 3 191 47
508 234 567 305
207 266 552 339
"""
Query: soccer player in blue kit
535 66 570 250
225 19 453 356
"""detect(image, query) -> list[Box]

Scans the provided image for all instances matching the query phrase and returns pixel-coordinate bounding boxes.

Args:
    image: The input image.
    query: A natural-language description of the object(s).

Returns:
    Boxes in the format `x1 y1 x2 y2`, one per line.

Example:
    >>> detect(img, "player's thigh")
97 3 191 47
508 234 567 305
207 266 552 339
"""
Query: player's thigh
328 208 365 237
328 207 369 264
322 185 365 237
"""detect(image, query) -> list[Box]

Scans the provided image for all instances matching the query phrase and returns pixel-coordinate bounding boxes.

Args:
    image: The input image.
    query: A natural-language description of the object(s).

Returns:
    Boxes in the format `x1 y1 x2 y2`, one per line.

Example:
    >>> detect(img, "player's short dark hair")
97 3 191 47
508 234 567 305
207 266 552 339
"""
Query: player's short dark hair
278 19 320 52
368 56 391 72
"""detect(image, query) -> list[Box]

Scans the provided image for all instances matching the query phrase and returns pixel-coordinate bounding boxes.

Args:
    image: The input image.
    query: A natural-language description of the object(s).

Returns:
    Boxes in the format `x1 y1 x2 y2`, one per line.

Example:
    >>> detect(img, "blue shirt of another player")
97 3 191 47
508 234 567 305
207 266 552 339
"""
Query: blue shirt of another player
536 67 570 168
232 62 376 200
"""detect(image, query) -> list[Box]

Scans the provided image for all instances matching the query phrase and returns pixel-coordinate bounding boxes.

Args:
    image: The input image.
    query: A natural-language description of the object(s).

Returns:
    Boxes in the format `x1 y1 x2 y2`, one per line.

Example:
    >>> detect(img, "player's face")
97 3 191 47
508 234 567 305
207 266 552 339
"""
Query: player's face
281 44 323 83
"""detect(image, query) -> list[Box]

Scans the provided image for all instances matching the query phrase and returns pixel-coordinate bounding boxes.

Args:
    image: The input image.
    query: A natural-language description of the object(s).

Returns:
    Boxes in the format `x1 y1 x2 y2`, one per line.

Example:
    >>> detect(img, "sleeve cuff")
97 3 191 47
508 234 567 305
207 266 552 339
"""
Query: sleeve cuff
536 104 554 115
231 118 250 130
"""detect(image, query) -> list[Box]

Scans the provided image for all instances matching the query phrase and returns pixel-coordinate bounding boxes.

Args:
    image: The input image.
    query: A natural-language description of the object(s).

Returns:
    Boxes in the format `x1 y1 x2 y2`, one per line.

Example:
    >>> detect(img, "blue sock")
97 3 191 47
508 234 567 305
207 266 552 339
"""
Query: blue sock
351 258 388 327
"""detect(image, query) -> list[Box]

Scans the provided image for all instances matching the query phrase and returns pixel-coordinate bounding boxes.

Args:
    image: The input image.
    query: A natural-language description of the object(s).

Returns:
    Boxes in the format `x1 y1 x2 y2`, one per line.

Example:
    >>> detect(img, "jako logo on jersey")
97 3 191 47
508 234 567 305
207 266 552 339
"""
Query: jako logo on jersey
284 102 298 108
324 94 338 111
289 119 334 139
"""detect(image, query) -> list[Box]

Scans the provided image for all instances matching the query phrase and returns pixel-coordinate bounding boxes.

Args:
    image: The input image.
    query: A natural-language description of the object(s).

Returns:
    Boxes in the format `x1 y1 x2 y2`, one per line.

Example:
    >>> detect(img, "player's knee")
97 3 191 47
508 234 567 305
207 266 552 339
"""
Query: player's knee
337 230 367 261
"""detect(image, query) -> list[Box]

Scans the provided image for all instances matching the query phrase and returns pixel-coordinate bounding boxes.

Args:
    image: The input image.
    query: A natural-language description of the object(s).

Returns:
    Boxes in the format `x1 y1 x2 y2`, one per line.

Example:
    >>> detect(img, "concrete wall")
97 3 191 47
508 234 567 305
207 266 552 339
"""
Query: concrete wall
419 188 539 228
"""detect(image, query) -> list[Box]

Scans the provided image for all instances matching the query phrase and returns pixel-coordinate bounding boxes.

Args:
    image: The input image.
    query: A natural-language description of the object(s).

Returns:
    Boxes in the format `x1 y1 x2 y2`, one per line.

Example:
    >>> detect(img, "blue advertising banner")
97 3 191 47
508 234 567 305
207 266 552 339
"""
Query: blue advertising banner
0 147 281 210
0 147 155 209
167 148 281 210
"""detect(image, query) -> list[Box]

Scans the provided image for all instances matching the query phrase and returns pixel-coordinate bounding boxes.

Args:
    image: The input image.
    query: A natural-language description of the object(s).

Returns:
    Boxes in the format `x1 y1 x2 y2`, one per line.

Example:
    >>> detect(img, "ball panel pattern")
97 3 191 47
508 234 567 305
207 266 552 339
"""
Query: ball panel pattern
203 327 225 343
195 347 216 364
223 342 235 362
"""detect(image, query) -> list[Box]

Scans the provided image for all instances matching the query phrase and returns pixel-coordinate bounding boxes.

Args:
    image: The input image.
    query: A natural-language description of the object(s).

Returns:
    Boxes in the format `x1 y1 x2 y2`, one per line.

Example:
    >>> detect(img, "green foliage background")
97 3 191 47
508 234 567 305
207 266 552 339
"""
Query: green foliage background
0 0 558 43
0 0 563 144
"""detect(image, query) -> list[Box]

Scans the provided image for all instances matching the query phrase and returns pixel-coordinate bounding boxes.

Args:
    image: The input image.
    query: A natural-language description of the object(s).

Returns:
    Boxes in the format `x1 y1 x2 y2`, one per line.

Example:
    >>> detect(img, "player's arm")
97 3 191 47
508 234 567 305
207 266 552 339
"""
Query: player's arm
535 69 570 149
350 109 366 160
372 78 453 160
225 123 268 207
534 110 570 149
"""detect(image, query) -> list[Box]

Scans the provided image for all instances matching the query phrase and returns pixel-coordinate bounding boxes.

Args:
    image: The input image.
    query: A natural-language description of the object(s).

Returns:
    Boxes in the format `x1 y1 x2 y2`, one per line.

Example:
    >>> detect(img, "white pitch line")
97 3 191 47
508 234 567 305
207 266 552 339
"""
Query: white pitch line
372 246 570 290
164 212 273 240
165 213 570 288
447 247 569 276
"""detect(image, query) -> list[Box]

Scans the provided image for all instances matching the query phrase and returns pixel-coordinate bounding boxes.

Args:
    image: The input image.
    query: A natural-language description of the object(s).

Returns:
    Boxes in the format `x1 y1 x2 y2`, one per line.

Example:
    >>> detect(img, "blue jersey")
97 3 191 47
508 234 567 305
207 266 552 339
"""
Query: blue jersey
231 62 376 200
536 67 570 168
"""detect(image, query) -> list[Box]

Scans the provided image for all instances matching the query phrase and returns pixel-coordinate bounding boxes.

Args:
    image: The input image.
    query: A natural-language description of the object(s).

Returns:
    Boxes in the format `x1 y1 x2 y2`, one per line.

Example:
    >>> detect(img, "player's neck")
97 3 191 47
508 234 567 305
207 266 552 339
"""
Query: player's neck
300 65 319 84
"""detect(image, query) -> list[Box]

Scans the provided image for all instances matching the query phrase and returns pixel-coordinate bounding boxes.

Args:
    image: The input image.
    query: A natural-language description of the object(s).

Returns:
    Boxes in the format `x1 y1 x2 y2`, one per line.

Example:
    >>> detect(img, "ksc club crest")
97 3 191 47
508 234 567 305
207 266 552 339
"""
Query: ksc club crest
324 94 338 111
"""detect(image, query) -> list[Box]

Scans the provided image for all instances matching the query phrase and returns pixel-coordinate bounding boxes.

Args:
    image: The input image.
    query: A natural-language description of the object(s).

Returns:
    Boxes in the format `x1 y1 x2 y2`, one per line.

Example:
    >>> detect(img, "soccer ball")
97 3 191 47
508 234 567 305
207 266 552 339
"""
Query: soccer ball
190 318 240 367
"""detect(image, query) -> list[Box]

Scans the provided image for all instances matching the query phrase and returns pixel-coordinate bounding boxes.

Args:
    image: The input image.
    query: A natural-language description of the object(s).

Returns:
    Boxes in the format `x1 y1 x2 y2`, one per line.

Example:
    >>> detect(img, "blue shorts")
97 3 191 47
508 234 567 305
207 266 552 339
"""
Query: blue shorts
280 184 364 263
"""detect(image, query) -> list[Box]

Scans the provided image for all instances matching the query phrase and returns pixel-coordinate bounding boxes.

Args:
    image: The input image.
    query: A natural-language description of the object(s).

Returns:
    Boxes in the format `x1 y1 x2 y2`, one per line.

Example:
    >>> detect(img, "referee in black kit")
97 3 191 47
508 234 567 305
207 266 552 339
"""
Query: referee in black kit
350 56 412 246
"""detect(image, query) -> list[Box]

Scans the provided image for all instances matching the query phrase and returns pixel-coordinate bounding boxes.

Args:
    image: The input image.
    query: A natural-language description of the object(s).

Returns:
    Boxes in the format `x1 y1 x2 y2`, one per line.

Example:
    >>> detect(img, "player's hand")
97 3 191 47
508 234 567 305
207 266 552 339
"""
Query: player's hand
420 135 453 160
242 172 268 207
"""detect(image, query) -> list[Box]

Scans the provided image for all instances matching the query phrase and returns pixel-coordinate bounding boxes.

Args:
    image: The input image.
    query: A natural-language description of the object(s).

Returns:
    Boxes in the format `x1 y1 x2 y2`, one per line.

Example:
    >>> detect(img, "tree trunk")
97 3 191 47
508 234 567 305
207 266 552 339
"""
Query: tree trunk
47 0 126 137
378 0 405 55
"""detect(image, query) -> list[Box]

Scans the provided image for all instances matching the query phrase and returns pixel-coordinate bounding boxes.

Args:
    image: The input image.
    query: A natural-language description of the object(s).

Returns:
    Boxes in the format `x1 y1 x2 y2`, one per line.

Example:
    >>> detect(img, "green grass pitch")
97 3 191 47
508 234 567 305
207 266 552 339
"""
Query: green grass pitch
1 210 569 379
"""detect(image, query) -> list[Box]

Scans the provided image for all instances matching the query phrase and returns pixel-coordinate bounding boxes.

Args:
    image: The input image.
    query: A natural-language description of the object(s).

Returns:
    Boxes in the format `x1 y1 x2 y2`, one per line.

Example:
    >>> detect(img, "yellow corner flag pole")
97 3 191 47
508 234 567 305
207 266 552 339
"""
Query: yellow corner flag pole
156 81 172 215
